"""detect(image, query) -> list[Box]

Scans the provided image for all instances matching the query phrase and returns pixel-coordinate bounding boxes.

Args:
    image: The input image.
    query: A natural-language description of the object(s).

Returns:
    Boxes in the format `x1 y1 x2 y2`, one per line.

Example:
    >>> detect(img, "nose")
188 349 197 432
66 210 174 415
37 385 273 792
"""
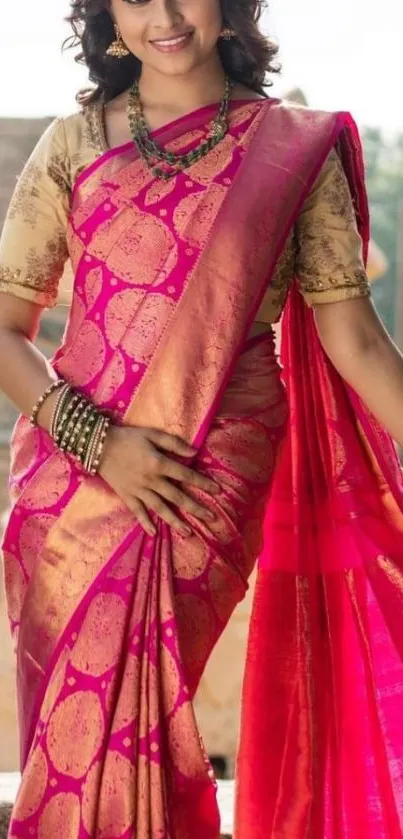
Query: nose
151 0 184 32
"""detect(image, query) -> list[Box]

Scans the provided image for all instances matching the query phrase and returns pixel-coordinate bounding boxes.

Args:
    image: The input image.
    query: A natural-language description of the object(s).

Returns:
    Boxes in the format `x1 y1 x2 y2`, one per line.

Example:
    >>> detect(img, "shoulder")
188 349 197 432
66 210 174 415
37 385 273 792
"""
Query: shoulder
52 103 106 185
267 98 337 124
60 103 106 157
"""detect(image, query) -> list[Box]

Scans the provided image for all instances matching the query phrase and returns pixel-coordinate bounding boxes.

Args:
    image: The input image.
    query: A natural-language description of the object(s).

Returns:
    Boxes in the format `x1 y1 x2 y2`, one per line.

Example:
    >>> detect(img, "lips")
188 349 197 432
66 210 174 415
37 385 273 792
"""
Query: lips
150 30 193 43
150 30 193 52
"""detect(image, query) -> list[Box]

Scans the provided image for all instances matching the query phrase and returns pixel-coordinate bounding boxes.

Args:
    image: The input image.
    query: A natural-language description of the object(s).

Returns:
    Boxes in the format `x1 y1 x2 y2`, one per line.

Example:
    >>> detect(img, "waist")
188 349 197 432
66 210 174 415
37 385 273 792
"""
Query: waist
216 325 286 420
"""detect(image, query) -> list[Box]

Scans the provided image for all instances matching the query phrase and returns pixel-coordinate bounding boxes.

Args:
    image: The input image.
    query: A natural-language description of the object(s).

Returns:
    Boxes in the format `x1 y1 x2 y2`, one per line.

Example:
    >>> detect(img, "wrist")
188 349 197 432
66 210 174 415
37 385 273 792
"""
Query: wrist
97 423 118 478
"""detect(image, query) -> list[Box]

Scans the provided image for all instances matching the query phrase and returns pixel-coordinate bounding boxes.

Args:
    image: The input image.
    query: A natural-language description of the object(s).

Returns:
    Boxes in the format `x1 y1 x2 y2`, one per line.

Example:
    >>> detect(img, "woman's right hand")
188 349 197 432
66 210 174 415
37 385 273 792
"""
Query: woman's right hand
98 425 221 537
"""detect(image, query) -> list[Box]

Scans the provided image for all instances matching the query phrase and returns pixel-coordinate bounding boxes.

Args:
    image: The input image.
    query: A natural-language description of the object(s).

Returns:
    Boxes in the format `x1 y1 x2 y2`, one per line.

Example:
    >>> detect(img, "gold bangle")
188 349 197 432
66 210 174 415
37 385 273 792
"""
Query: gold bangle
30 379 66 428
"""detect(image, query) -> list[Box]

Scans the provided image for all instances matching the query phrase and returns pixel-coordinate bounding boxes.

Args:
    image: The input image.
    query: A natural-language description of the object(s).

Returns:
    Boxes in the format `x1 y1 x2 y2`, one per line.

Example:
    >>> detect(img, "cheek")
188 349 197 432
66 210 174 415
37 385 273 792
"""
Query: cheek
187 0 222 30
115 8 147 52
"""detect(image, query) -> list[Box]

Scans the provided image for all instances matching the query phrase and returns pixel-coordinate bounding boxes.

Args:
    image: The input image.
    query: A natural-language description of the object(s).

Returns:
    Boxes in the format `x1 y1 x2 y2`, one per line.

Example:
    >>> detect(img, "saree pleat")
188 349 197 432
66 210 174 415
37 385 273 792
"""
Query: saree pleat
5 332 287 839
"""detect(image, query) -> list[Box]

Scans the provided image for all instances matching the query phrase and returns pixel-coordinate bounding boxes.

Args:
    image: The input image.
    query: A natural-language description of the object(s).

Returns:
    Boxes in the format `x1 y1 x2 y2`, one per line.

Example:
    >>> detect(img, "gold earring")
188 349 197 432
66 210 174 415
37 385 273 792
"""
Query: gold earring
106 23 130 58
220 26 236 40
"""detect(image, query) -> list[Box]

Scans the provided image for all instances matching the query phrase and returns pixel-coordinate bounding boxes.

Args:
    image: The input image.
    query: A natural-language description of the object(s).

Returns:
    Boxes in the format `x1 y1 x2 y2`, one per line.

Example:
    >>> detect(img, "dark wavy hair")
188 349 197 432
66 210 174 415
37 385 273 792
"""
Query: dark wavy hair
65 0 280 106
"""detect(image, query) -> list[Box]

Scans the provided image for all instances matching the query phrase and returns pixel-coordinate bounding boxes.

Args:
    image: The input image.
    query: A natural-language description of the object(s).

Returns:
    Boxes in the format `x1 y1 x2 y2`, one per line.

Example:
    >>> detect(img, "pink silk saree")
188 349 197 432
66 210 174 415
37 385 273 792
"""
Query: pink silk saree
3 97 403 839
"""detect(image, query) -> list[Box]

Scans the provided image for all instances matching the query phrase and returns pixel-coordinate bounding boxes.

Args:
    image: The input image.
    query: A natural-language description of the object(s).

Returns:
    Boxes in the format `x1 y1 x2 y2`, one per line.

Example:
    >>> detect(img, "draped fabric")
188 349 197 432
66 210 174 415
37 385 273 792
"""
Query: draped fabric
236 121 403 838
3 98 402 839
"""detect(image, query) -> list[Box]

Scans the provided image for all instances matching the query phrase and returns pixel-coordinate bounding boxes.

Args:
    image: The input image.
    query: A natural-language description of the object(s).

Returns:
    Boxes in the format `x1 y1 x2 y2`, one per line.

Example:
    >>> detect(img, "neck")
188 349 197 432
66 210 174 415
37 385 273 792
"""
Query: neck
138 53 228 114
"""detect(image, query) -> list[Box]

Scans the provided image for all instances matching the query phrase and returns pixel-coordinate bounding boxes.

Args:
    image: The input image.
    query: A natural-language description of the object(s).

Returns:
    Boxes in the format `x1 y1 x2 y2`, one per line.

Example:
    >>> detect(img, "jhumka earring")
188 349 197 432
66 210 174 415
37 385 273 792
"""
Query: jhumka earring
106 23 130 58
220 26 236 40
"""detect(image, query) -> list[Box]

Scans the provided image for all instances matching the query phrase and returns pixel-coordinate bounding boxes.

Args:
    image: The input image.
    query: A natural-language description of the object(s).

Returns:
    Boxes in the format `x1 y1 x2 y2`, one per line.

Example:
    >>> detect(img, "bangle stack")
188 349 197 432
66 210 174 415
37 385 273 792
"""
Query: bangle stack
29 378 111 476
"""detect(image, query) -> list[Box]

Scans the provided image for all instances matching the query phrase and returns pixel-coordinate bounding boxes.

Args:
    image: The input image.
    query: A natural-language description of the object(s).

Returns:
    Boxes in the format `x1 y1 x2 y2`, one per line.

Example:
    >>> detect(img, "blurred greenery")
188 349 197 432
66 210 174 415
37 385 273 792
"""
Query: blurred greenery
363 129 403 335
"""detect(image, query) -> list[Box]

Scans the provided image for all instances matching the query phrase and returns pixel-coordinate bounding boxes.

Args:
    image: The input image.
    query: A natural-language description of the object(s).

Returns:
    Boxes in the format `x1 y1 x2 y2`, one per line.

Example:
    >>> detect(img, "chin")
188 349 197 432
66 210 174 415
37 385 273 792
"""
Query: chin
145 48 207 78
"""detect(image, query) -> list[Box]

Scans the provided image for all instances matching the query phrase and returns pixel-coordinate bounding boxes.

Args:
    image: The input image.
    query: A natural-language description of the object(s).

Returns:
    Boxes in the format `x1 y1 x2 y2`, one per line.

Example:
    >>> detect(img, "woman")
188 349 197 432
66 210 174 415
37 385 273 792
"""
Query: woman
1 0 403 837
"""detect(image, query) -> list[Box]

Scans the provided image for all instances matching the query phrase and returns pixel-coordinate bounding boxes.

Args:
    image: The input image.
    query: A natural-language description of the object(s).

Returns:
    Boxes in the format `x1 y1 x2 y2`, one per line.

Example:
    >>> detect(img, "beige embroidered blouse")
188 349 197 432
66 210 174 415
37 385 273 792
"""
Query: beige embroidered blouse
0 105 370 321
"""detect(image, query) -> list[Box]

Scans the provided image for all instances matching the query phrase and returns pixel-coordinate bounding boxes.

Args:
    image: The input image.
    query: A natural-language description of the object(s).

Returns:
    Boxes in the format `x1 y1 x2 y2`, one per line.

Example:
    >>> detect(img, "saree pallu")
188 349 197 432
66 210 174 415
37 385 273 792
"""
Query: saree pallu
4 96 403 839
236 131 403 834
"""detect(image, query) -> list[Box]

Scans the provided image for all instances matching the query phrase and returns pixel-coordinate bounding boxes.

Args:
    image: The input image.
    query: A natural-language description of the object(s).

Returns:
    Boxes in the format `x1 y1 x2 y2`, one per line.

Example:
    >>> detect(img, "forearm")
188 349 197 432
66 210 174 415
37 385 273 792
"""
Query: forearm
0 326 59 432
317 314 403 447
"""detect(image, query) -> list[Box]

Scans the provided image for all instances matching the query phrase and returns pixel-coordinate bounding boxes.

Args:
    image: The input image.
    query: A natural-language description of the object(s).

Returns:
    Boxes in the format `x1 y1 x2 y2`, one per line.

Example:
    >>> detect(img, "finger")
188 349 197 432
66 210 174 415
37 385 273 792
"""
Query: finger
124 496 156 537
160 459 221 495
138 490 192 537
153 479 216 524
147 429 196 457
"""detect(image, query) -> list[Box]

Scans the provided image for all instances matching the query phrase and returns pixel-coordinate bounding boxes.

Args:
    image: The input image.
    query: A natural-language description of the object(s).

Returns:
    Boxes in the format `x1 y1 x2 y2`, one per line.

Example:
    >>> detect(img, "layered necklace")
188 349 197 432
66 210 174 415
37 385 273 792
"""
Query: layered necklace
126 75 235 180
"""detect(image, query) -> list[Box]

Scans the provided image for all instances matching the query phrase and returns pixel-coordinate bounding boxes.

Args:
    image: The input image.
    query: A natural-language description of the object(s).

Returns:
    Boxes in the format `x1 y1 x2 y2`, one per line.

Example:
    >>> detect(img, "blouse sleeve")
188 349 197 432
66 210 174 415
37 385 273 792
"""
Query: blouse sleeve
295 148 371 306
0 118 71 308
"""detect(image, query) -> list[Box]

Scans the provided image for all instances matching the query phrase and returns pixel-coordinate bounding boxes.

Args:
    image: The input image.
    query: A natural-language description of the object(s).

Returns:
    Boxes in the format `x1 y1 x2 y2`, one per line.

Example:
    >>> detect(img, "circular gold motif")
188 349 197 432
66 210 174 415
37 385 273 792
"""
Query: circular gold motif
160 643 181 716
84 266 103 309
186 134 236 184
70 593 127 677
97 752 136 839
46 690 104 778
121 293 176 364
111 653 140 734
40 647 70 723
205 422 273 484
60 320 106 387
168 703 208 778
106 206 177 287
104 289 144 349
173 184 227 249
81 759 102 834
95 349 126 403
112 161 152 201
38 792 80 839
108 540 142 580
2 554 26 624
21 453 71 510
171 529 210 581
14 745 48 820
174 594 216 684
144 175 177 207
19 513 57 576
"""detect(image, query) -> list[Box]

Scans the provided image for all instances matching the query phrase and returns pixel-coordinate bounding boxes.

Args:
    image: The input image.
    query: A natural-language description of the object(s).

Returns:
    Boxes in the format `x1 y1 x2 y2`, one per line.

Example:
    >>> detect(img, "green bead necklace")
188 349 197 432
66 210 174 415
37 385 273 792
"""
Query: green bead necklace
127 75 235 180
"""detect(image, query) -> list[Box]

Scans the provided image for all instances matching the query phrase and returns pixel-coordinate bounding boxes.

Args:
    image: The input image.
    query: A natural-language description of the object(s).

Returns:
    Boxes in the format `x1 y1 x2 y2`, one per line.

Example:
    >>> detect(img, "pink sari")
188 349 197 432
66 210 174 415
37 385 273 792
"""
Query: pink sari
3 97 403 838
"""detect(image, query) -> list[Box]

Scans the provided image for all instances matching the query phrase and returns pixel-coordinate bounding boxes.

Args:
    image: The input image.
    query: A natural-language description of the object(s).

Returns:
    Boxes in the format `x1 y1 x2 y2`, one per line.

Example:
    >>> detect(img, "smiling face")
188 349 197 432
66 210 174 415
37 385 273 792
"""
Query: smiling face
108 0 223 78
